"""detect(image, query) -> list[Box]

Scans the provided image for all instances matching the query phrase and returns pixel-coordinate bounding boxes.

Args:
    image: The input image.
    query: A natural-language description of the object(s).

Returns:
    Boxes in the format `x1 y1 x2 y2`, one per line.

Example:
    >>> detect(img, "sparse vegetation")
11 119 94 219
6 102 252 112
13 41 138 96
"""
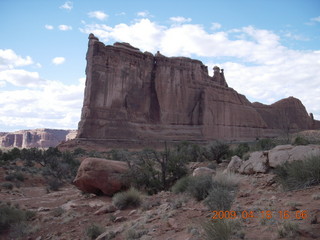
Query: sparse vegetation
1 182 14 190
203 185 234 211
277 221 299 238
171 175 192 194
274 155 320 190
255 138 277 151
85 223 104 239
0 202 35 235
125 145 189 194
124 227 148 240
204 141 230 163
293 135 310 145
112 188 143 210
233 143 250 158
186 175 213 201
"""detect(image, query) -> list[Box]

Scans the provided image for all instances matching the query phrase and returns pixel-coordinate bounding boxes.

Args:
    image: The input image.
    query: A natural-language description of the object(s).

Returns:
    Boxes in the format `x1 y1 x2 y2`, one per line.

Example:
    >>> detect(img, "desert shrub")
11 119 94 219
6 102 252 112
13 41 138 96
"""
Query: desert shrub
5 172 24 182
203 186 234 211
202 219 242 240
109 149 131 161
174 141 206 162
51 207 65 217
0 203 35 234
213 171 240 190
205 141 230 163
72 147 86 156
126 146 188 194
124 228 148 240
187 175 213 201
4 174 15 181
1 182 14 190
274 155 320 190
112 188 142 210
255 138 276 151
233 143 250 158
86 223 104 240
202 220 232 240
293 136 310 146
46 177 63 191
277 221 299 238
171 175 192 194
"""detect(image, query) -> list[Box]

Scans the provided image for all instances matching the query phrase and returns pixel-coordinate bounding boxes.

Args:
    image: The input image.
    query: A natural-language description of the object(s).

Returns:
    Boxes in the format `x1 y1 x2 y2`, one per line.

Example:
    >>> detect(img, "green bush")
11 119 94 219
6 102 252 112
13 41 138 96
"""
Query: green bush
293 136 310 146
274 155 320 190
86 223 104 239
112 188 142 210
126 146 188 194
187 175 213 201
255 138 276 151
233 143 250 158
0 203 35 234
202 219 242 240
174 141 206 162
205 141 230 163
5 172 25 182
203 186 234 211
1 182 14 190
47 177 63 191
171 176 192 194
202 220 232 240
277 221 299 238
213 171 240 190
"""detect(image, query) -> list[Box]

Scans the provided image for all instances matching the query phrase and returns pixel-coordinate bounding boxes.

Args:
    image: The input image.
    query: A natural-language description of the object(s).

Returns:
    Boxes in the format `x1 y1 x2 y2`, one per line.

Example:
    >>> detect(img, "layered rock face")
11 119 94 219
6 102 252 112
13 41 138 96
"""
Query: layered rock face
77 34 319 143
0 129 76 148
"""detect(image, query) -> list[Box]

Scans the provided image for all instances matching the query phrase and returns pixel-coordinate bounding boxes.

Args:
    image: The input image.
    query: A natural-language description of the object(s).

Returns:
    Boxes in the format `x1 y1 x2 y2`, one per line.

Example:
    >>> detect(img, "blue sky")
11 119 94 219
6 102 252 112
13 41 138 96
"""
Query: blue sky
0 0 319 132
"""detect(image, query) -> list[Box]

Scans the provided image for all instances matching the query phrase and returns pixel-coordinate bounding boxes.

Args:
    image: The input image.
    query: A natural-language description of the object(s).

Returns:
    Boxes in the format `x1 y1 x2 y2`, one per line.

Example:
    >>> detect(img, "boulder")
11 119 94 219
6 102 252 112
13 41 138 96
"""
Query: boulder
239 151 269 174
73 158 129 196
192 167 215 177
226 156 243 173
268 144 320 168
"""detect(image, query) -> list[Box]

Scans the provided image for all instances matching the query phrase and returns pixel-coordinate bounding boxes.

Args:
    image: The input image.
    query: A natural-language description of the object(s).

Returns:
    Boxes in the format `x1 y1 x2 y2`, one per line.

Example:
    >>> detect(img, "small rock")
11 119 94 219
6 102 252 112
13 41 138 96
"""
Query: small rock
94 204 116 215
192 167 215 177
37 207 50 212
167 218 178 229
114 216 127 222
128 209 137 216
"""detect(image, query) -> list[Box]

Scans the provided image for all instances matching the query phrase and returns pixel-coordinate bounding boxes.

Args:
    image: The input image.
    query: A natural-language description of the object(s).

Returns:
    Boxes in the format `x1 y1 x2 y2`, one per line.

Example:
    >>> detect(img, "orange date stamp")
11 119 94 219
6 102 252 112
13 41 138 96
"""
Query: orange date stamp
211 210 308 220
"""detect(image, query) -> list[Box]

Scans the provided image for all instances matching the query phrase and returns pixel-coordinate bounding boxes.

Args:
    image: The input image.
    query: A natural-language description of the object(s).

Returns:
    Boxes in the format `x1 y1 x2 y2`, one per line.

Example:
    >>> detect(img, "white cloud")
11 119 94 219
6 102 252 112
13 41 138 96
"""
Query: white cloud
0 49 33 70
170 16 192 24
0 77 85 130
116 12 126 16
45 24 54 30
0 69 46 88
60 1 73 11
58 25 72 31
311 16 320 22
137 11 152 18
211 22 222 30
80 19 320 119
52 57 65 65
88 11 108 21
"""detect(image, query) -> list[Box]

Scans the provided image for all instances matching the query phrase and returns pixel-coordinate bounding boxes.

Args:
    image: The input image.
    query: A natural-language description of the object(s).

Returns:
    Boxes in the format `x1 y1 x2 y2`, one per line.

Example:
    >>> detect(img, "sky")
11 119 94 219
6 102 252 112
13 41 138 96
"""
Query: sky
0 0 319 132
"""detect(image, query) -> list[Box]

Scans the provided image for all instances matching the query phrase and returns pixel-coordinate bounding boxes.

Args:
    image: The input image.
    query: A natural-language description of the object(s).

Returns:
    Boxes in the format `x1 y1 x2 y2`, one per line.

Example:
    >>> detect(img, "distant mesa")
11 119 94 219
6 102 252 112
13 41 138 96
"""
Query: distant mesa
0 129 76 148
73 34 319 147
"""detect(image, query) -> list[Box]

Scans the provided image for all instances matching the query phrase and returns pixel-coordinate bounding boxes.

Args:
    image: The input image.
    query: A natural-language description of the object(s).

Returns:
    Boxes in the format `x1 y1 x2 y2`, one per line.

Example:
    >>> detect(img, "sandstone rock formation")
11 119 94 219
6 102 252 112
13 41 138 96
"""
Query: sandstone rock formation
0 129 76 148
227 144 320 174
192 167 215 177
73 158 129 196
77 34 319 145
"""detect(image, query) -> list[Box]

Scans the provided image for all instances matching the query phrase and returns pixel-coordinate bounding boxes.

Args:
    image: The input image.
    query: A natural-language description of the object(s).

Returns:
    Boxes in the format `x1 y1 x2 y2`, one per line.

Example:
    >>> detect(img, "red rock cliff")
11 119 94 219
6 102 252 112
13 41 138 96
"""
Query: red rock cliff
77 34 318 143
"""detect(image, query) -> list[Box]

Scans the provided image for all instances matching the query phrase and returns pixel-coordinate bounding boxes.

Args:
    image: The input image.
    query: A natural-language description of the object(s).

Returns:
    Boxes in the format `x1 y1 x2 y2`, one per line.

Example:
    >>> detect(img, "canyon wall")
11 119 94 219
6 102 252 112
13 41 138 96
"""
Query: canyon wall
0 129 76 148
77 34 319 144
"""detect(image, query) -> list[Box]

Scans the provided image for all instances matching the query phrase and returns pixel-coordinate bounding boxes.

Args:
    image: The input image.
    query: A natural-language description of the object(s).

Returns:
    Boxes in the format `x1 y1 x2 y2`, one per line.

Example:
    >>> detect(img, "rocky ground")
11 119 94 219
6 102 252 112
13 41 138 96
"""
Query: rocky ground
0 159 319 240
